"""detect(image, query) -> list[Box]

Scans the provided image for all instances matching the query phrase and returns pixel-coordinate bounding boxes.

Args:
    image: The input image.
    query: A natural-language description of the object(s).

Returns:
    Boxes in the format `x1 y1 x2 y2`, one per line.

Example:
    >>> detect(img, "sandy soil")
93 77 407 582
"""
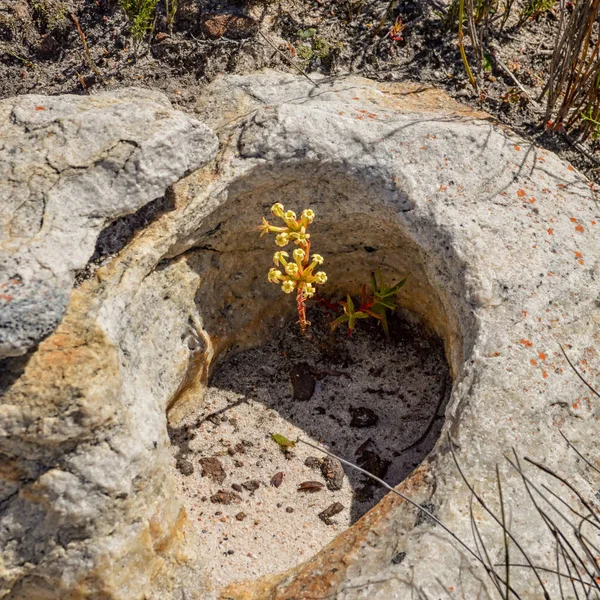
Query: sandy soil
169 309 451 592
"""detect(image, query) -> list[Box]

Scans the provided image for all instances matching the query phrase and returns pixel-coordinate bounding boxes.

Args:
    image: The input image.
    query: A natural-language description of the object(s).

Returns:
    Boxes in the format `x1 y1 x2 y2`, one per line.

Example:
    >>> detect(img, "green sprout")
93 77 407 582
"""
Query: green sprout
331 270 406 337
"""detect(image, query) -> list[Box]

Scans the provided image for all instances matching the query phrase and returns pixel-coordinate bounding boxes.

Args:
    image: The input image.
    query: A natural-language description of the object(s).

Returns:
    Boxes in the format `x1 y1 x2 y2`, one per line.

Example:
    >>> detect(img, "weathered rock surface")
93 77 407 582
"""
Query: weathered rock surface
1 71 599 600
0 88 217 358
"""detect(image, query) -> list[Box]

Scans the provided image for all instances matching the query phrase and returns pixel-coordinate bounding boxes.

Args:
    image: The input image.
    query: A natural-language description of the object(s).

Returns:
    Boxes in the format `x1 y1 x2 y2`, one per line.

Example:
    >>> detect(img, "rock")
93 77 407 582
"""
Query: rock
290 362 316 401
241 479 261 493
0 89 217 358
200 14 258 39
320 456 345 491
199 457 226 484
231 483 243 492
3 72 600 600
357 450 391 480
318 502 345 525
235 512 246 521
304 456 322 469
210 490 242 505
349 406 379 428
177 459 194 476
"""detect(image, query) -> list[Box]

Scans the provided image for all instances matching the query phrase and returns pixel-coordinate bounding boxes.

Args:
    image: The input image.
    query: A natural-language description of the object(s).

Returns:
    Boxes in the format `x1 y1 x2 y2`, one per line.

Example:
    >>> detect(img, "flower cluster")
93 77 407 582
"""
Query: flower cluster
259 203 327 330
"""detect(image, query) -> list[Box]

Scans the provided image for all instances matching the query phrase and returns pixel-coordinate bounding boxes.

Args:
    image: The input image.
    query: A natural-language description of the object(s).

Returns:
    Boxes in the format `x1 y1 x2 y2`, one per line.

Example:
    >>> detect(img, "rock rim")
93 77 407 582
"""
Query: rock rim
0 72 599 599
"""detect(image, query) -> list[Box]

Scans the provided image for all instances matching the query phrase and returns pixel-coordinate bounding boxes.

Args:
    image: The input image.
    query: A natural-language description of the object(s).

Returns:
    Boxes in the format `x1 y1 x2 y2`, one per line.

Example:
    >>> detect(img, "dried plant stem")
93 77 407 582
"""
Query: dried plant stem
258 31 318 86
458 0 478 90
70 11 104 84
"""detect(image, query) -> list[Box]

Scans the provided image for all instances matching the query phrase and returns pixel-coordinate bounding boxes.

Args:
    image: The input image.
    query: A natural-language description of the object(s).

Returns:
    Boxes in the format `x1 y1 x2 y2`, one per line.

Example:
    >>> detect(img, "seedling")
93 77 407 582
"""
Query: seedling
331 270 406 337
259 203 327 332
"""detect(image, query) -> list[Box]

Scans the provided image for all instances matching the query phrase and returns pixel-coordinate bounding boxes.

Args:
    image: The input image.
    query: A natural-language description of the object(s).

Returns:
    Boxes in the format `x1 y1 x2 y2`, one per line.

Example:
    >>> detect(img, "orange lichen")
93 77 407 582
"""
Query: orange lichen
538 352 547 360
575 224 584 233
520 339 533 347
517 189 526 197
547 228 553 235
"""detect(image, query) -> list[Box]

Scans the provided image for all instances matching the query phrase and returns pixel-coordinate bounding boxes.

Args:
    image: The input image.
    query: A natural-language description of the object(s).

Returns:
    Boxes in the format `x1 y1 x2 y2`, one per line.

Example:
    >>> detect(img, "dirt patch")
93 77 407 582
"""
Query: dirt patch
1 0 598 183
168 308 450 593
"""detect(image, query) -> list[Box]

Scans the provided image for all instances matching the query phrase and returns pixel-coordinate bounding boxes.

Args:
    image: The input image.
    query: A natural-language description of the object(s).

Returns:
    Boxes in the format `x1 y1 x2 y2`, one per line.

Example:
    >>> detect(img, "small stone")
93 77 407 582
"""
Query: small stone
321 456 344 491
227 447 236 457
241 480 261 493
177 459 194 476
392 551 407 565
357 451 391 479
232 483 243 492
234 460 244 468
318 502 345 525
221 415 228 422
290 362 316 401
285 507 294 513
210 490 241 505
304 457 322 469
227 549 235 555
349 406 379 428
208 415 221 426
235 512 246 521
199 457 227 484
234 443 246 455
201 13 258 40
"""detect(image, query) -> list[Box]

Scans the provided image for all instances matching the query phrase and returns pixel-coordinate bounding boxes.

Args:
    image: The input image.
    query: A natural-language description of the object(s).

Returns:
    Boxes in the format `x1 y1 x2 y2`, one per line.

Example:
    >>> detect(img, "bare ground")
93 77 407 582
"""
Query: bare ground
1 0 599 182
168 309 450 593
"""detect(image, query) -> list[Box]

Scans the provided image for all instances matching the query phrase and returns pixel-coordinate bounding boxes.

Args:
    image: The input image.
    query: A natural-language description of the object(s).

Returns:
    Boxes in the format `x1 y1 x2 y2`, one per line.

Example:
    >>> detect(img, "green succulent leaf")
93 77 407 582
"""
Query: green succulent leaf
272 433 296 448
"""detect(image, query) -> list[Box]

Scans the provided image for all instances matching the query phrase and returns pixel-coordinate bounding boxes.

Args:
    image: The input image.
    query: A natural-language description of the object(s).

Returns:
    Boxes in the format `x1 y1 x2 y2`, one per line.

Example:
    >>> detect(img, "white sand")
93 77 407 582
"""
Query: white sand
169 313 450 594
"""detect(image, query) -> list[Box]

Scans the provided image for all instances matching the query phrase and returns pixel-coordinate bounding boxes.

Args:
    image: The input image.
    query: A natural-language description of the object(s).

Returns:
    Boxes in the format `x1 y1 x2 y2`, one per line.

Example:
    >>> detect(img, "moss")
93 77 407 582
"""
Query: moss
119 0 160 41
29 0 70 34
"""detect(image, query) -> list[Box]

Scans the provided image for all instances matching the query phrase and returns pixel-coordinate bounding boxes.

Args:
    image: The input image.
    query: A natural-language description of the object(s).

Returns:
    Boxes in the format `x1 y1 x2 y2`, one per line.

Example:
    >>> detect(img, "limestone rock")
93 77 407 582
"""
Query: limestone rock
1 72 599 600
0 88 218 358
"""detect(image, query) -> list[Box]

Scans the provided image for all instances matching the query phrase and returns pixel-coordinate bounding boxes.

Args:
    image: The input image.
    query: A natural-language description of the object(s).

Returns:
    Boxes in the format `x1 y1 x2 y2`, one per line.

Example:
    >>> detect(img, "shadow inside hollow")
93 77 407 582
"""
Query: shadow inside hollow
186 308 452 524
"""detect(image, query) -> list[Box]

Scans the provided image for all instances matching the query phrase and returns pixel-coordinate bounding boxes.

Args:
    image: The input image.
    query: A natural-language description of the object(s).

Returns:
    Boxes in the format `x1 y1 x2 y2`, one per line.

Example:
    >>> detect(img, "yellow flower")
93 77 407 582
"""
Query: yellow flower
285 263 299 277
301 209 315 223
282 280 296 294
275 233 289 247
304 283 316 298
313 271 327 285
273 251 289 266
284 210 297 221
289 227 310 246
312 254 324 265
293 248 305 263
271 203 285 218
268 268 283 283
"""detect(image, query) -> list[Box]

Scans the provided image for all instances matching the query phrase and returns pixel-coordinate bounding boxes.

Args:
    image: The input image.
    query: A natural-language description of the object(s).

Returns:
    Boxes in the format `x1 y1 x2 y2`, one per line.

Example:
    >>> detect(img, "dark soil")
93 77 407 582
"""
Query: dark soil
2 0 598 182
